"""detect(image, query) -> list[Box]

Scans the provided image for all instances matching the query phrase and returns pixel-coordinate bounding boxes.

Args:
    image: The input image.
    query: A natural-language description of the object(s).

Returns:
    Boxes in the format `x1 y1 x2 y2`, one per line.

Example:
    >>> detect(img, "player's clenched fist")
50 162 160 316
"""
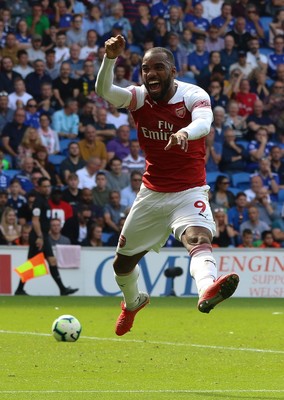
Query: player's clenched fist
105 35 126 59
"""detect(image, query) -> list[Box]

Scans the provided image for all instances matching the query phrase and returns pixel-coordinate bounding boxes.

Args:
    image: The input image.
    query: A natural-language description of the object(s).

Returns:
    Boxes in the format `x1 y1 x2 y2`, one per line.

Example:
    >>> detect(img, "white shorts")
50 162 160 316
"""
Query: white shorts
117 184 216 256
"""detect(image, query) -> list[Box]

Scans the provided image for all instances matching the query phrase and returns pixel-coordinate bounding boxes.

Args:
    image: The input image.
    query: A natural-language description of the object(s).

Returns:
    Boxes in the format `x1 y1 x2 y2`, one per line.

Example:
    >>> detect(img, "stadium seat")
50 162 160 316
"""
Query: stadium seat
48 154 65 166
278 189 284 203
4 169 20 179
260 16 273 46
259 47 273 57
228 187 241 196
236 140 249 150
231 172 251 190
59 139 72 155
101 232 112 244
129 45 143 55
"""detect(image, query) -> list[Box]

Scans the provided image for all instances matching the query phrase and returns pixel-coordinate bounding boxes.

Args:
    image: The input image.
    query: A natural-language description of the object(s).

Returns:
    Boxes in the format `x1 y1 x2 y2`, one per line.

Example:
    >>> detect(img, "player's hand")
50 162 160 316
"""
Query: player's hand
36 238 43 250
164 131 188 152
105 35 126 59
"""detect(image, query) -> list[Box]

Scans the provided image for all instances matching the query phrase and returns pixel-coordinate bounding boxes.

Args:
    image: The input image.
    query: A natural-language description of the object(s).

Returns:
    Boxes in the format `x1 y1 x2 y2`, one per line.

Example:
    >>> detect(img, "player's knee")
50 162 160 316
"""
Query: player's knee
184 227 212 246
113 254 137 274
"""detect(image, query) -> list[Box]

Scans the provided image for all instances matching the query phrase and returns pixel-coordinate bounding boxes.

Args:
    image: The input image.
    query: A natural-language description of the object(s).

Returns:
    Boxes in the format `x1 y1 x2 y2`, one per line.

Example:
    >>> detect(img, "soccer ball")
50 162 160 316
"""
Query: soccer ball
52 314 82 342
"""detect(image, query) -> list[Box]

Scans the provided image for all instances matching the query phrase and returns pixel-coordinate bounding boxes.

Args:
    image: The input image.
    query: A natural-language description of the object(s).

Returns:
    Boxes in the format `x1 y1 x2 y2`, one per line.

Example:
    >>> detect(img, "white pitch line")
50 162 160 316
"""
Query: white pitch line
0 390 284 394
0 329 284 355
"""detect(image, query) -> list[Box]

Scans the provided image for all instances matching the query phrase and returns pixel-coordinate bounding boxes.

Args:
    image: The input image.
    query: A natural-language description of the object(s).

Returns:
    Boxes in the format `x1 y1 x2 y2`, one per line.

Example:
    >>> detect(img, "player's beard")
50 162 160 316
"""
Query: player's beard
145 75 172 101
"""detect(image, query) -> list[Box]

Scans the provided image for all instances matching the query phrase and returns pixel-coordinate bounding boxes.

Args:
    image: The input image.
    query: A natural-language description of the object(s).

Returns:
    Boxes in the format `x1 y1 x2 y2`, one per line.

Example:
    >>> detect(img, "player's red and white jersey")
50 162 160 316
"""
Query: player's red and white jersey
127 80 211 192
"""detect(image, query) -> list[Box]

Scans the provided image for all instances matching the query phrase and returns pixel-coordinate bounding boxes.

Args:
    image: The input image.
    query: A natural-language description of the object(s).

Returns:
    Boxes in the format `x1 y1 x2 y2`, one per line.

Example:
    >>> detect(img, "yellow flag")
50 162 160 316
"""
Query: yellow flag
14 253 49 283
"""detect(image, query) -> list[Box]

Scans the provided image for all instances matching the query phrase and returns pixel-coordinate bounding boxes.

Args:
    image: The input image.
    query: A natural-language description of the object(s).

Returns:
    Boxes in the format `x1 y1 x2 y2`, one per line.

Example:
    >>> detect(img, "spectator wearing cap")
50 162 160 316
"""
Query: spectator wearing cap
0 33 19 65
27 35 46 63
229 50 254 79
45 49 60 80
104 2 132 41
66 14 86 47
13 50 34 79
205 24 224 52
26 3 50 37
0 91 14 134
80 29 99 61
0 57 21 94
227 16 253 52
26 58 53 101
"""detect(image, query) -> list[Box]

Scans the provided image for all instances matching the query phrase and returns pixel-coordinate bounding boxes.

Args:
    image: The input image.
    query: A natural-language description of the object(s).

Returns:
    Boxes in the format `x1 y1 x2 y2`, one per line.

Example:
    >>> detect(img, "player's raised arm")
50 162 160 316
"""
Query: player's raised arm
95 35 132 109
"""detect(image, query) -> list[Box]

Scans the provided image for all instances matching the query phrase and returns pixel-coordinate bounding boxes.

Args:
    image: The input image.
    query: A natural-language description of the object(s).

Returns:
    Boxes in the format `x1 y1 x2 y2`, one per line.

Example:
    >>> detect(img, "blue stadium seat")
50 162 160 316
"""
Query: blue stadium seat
59 139 72 155
260 16 273 46
129 45 143 55
48 154 65 166
236 140 249 150
228 187 241 196
206 171 229 190
278 189 284 203
101 232 112 244
259 47 272 57
231 172 251 190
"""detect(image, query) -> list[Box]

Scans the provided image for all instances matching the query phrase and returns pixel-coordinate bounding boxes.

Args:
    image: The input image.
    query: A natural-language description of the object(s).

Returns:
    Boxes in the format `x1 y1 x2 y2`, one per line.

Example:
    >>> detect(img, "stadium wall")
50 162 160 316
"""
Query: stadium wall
0 247 283 298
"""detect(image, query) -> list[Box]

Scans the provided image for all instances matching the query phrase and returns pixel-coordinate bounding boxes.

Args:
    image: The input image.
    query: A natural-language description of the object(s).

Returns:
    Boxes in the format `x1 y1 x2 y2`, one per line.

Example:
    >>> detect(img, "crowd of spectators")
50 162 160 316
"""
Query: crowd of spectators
0 0 283 249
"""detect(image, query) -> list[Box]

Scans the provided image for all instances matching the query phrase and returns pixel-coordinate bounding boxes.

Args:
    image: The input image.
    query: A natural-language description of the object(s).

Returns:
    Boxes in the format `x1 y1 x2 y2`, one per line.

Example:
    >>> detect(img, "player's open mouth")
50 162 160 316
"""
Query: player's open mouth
148 80 161 92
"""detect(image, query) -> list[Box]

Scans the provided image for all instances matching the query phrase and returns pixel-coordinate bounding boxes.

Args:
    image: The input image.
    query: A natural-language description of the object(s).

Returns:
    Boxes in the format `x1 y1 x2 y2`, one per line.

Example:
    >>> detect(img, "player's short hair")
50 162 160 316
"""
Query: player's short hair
144 47 175 66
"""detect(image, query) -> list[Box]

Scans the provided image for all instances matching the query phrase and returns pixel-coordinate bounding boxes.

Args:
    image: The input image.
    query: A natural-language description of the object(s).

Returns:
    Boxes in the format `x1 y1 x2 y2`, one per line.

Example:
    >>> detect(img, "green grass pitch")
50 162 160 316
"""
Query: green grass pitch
0 296 283 400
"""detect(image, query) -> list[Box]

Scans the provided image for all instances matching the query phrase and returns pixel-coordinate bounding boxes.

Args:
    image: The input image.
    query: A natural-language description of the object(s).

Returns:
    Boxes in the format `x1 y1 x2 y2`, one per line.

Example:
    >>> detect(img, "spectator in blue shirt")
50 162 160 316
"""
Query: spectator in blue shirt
268 34 284 79
52 98 79 139
212 3 235 37
151 0 181 21
187 35 209 80
228 192 249 233
0 164 10 190
184 3 210 42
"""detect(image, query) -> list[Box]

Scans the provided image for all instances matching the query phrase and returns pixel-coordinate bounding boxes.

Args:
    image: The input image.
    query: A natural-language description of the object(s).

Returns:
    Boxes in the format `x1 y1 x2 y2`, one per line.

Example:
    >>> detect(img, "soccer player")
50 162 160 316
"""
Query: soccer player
14 177 78 296
95 35 239 336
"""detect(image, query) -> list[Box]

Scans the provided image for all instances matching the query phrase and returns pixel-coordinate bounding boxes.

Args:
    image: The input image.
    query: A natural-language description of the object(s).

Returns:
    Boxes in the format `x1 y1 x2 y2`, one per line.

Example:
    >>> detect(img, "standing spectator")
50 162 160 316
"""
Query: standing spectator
92 171 111 209
37 114 60 155
94 107 116 143
122 139 146 174
78 124 107 168
76 157 102 190
25 59 52 101
52 63 79 108
61 204 92 244
0 57 21 94
107 124 131 161
205 126 222 172
239 205 270 242
0 91 14 134
26 3 50 37
1 108 26 160
59 141 86 183
48 218 71 246
120 170 143 209
66 14 86 47
0 207 21 244
61 173 81 210
52 98 79 139
103 190 128 233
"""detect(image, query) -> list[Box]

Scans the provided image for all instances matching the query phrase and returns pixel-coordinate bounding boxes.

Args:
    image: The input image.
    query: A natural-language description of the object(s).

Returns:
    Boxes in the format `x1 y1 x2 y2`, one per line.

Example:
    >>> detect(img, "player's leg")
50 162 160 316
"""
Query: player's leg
15 231 37 295
47 254 79 296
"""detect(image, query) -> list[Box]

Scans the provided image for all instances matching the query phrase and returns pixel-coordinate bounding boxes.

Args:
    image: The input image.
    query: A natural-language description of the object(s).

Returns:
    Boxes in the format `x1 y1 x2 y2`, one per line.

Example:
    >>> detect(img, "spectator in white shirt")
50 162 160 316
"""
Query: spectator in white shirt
76 157 102 189
8 77 33 110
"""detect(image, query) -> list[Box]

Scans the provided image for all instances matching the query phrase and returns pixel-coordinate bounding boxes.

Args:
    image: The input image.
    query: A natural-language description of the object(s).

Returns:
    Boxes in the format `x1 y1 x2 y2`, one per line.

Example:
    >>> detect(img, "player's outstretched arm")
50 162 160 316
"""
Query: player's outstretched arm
95 35 132 109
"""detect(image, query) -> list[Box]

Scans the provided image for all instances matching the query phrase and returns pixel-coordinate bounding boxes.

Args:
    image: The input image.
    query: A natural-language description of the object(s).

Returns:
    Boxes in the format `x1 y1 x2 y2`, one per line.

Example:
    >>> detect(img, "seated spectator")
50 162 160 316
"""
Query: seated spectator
208 79 229 110
15 157 37 195
197 50 222 89
103 2 132 41
120 170 142 209
81 223 104 247
17 126 42 167
0 188 8 219
244 3 264 42
212 106 226 144
244 175 262 203
76 157 102 190
13 49 34 79
48 188 73 225
272 205 284 247
234 78 258 117
48 217 71 246
269 10 284 48
250 186 280 227
220 34 238 78
187 35 210 82
0 33 19 66
1 108 26 160
268 34 284 80
92 171 111 209
61 204 92 244
0 206 21 244
219 127 248 175
212 3 235 37
45 49 60 80
122 139 146 174
33 146 63 187
0 164 10 190
239 205 270 242
270 145 284 189
79 187 104 227
37 113 60 155
228 191 249 233
66 14 86 47
77 60 97 101
54 0 73 33
224 99 247 140
82 5 104 37
113 64 134 88
205 126 222 172
78 124 107 168
246 38 268 74
13 224 31 246
52 63 79 108
205 24 224 52
8 77 32 110
61 173 81 210
103 190 128 233
17 190 37 225
212 207 237 247
258 230 281 248
53 32 70 63
94 107 116 143
202 0 223 24
106 103 129 130
0 57 21 95
263 80 284 136
24 98 41 129
26 3 50 37
165 32 188 82
7 178 27 214
246 100 276 141
151 17 168 48
37 82 60 116
79 100 97 137
26 34 46 64
80 29 99 61
132 4 154 50
237 228 254 248
249 68 270 103
66 43 84 80
105 216 126 247
223 67 243 98
179 28 195 56
252 157 280 202
25 59 52 101
52 98 80 139
107 125 131 161
248 128 276 172
229 50 254 79
59 141 86 184
211 175 235 210
0 91 14 134
184 3 210 41
105 157 130 191
227 16 253 52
